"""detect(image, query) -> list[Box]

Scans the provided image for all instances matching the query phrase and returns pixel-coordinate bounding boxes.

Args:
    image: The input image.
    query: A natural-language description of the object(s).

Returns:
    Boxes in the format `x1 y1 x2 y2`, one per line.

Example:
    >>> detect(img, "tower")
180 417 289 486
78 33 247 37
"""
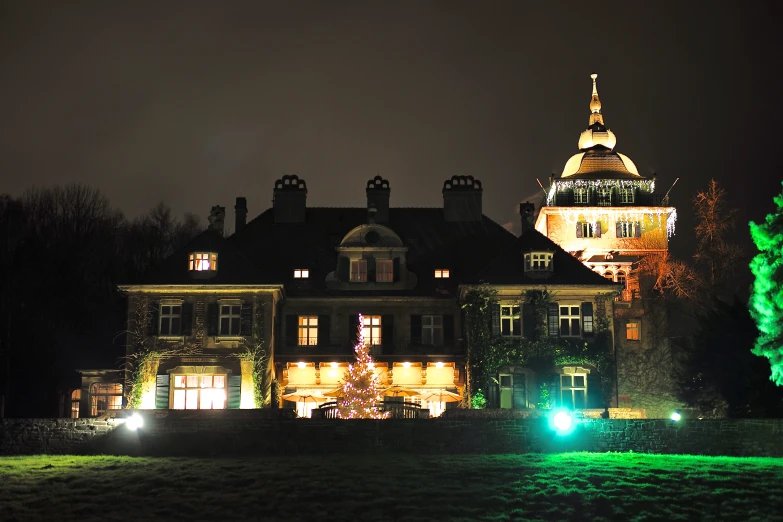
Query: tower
535 74 679 418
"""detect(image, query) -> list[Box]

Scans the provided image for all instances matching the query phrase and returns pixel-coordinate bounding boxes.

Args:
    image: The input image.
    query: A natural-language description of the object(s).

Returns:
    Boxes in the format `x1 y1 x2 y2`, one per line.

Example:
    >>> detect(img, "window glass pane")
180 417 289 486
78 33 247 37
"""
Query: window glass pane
560 306 568 316
570 306 579 315
500 375 511 387
174 375 186 388
561 375 572 387
432 316 442 326
201 375 212 388
186 375 198 388
171 317 181 334
372 317 380 326
231 318 240 334
501 319 511 336
512 318 521 334
231 306 240 315
214 375 225 388
560 319 570 336
501 306 510 316
574 390 586 409
573 375 585 387
570 319 580 336
561 392 574 409
220 318 229 334
422 316 432 326
221 305 230 315
186 390 198 409
160 317 170 334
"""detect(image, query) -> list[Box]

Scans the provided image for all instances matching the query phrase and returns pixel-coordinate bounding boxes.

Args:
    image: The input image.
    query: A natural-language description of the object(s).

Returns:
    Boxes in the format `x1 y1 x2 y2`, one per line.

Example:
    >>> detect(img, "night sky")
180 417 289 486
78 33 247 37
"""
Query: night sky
2 1 780 260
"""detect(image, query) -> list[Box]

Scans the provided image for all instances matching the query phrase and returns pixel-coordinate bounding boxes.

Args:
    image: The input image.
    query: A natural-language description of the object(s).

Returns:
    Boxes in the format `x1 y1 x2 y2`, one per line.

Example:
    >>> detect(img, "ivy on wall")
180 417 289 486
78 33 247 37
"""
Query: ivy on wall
235 296 271 408
463 287 616 409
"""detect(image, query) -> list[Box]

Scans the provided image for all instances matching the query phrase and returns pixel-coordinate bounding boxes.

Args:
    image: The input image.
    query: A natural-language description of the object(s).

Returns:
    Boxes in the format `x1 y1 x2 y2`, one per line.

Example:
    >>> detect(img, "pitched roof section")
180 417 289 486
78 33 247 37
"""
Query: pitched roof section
143 228 268 285
476 227 619 287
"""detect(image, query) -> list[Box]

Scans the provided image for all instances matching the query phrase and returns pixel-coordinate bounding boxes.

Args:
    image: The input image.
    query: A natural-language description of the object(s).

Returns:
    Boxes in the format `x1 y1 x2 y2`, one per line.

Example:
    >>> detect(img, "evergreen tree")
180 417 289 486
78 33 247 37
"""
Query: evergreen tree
338 314 388 419
749 183 783 386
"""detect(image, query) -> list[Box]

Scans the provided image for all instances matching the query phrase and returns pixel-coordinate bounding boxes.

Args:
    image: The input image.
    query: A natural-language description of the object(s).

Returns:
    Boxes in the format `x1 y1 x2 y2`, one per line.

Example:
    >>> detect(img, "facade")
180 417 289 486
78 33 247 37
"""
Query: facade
536 74 680 417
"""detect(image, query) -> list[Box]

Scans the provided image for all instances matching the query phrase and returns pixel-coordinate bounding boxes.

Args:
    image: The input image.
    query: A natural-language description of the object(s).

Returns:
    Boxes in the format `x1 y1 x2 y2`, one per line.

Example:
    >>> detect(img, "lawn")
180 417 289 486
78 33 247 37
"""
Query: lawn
1 453 782 521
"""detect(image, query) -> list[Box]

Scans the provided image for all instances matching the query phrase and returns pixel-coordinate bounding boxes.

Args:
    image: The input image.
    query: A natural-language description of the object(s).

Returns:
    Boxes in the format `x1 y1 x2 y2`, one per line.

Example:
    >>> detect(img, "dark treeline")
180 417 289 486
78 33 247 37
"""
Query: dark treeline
0 184 202 417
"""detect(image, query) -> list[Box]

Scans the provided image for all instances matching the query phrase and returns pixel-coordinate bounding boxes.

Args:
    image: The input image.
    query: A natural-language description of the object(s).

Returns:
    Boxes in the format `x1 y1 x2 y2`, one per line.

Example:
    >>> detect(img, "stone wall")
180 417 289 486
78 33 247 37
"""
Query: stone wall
2 411 782 457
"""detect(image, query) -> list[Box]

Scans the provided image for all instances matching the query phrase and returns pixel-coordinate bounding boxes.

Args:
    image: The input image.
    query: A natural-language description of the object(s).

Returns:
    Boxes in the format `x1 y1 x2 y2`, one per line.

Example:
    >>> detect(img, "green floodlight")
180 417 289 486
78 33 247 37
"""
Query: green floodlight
548 408 576 436
670 411 681 422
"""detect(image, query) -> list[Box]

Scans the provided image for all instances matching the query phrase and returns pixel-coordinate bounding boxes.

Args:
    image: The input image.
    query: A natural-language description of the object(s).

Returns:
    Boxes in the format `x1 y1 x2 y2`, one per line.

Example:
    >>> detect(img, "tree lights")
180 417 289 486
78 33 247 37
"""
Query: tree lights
337 314 389 419
749 184 783 386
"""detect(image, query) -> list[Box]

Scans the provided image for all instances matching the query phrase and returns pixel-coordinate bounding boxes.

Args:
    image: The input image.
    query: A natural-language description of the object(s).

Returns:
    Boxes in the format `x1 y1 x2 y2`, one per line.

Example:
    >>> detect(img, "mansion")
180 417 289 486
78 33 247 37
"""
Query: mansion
69 74 679 419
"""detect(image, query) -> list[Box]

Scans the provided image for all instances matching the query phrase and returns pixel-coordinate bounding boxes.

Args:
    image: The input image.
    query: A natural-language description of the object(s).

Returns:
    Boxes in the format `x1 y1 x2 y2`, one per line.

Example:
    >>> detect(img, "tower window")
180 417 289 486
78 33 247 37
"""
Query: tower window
189 252 217 271
350 260 368 282
573 188 589 204
294 269 310 279
618 188 635 204
376 260 393 282
434 269 450 278
524 252 553 272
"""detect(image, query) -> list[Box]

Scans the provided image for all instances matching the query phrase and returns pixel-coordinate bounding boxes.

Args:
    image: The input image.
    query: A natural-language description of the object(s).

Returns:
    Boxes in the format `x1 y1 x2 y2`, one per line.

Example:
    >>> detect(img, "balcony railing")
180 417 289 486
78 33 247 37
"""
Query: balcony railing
277 337 464 357
548 191 670 207
311 400 430 419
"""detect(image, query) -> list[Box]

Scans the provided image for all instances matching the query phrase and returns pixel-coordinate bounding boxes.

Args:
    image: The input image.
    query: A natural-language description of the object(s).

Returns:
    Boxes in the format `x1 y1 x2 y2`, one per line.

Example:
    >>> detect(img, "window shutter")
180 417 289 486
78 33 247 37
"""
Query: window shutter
181 302 193 336
634 222 642 237
206 303 218 337
581 302 594 337
337 256 349 281
393 257 401 282
443 314 455 344
147 300 160 337
586 372 601 409
349 314 360 348
381 315 394 349
318 315 331 347
522 303 535 338
615 222 622 238
285 315 298 346
410 315 422 345
575 223 583 238
226 374 241 409
491 305 500 336
155 374 169 409
240 302 253 336
547 303 559 337
594 222 601 238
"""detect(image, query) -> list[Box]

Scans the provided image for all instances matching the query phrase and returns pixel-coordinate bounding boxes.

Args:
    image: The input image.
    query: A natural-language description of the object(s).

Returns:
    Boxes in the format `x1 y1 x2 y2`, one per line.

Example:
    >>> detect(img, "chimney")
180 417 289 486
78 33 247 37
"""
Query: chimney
442 175 483 222
207 205 226 236
519 201 535 233
273 175 307 223
234 197 247 233
366 176 390 223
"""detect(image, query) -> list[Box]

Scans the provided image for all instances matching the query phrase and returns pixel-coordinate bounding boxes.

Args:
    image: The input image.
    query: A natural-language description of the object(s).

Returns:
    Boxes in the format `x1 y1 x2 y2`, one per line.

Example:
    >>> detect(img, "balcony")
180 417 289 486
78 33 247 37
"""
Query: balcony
548 191 670 208
276 338 465 361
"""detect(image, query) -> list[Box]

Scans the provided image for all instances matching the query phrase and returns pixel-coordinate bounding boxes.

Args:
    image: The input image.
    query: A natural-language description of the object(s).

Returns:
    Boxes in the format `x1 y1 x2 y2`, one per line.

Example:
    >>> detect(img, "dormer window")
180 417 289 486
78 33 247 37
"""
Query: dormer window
350 260 368 282
376 260 393 282
434 269 450 278
618 187 635 204
189 252 217 271
524 252 553 272
573 188 589 204
294 269 310 279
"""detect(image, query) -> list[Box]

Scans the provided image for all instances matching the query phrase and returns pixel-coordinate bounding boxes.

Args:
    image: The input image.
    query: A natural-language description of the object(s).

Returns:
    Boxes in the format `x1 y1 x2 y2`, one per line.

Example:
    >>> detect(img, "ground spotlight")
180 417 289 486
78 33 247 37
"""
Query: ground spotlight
548 408 576 436
670 411 681 422
126 413 144 431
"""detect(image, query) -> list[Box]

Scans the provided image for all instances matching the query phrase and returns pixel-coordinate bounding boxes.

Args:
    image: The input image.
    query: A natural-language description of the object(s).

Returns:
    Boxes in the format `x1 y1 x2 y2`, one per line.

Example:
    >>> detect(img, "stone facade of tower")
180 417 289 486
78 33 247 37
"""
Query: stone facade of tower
535 74 681 418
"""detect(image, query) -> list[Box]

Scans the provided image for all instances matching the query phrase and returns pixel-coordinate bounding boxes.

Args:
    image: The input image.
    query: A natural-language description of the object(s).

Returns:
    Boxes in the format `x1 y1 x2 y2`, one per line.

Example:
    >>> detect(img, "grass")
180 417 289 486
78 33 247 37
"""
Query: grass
1 453 782 521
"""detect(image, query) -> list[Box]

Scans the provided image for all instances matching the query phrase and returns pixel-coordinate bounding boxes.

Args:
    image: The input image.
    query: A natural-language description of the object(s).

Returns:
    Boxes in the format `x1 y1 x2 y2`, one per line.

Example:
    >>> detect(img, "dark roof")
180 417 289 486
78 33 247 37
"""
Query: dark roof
139 206 615 295
143 229 270 285
475 227 620 287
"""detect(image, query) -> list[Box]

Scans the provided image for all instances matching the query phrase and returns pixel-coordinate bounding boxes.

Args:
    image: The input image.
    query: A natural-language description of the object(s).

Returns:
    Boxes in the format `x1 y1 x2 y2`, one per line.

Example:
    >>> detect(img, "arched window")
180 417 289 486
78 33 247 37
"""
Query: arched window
616 271 627 287
90 383 123 416
603 271 614 281
70 389 81 419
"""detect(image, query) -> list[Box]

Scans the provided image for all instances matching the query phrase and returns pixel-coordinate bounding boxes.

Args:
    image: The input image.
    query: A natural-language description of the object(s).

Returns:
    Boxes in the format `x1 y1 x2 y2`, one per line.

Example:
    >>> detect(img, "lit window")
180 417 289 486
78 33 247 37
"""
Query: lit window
500 305 521 337
70 389 81 419
626 321 640 341
524 252 553 272
189 252 217 271
89 383 123 416
578 222 598 238
434 269 450 278
159 304 182 336
617 271 627 287
561 373 587 409
422 315 443 345
219 304 241 336
172 374 226 410
573 188 589 204
361 315 382 346
350 260 368 282
298 316 318 346
604 271 614 281
618 188 635 204
596 187 612 206
617 222 637 238
376 260 393 282
559 305 581 337
294 269 310 279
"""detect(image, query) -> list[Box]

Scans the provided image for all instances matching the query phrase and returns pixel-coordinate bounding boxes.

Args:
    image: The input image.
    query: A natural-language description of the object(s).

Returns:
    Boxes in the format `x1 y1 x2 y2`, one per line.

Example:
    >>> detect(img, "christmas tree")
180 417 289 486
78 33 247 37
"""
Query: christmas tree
749 183 783 386
338 314 389 419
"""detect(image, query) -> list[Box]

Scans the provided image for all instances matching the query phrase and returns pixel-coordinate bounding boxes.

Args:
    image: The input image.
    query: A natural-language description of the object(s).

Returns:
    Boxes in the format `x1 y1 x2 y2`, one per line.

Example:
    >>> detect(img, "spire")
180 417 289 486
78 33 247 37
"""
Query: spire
589 73 604 126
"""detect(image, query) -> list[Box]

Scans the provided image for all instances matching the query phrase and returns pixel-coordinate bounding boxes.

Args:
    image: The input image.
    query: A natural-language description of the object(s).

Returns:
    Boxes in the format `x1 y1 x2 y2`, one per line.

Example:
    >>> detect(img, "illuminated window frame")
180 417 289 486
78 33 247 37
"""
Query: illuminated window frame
524 252 553 272
159 301 182 336
294 269 309 279
219 301 242 336
434 269 450 278
559 304 581 337
626 321 640 341
361 315 382 346
376 260 393 282
298 316 318 346
71 389 81 419
89 383 123 416
350 260 368 282
189 252 218 271
560 373 587 409
172 374 226 410
422 315 443 345
500 305 521 337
